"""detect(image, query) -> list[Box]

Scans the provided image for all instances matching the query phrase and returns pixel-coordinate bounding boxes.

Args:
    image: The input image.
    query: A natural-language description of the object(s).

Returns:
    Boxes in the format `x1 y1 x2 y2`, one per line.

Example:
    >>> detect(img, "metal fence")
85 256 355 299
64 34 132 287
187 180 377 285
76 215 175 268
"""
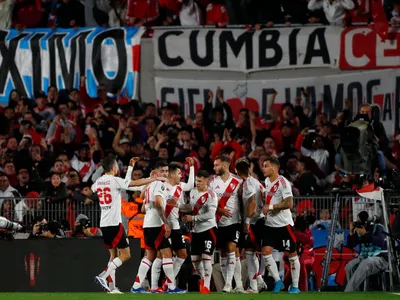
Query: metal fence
2 193 398 233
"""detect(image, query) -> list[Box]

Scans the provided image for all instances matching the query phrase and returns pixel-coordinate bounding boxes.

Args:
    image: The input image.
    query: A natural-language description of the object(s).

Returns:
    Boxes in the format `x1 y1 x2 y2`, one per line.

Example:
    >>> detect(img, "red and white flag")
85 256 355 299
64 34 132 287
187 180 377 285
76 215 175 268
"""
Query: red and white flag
356 183 384 201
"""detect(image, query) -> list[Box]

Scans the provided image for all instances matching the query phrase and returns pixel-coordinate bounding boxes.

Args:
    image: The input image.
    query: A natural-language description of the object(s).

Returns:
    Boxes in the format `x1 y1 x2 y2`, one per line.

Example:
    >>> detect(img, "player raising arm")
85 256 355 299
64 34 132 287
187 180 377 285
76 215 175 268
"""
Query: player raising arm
131 160 186 294
261 156 300 294
182 170 217 294
94 157 166 293
150 158 195 292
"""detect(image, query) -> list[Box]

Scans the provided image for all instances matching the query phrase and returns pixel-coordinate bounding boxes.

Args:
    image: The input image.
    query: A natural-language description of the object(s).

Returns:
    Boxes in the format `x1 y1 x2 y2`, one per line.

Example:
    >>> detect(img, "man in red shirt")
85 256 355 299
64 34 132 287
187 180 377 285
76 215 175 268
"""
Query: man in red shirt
79 76 114 114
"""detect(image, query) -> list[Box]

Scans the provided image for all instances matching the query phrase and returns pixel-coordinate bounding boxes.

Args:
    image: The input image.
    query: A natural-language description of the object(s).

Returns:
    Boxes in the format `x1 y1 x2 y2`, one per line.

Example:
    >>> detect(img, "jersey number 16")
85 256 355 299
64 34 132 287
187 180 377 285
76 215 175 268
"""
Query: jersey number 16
97 187 112 205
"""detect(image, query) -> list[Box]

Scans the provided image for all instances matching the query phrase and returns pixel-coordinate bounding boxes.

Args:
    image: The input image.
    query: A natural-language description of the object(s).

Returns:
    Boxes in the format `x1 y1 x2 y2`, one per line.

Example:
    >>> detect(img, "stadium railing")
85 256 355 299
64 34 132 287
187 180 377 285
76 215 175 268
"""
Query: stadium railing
2 193 396 233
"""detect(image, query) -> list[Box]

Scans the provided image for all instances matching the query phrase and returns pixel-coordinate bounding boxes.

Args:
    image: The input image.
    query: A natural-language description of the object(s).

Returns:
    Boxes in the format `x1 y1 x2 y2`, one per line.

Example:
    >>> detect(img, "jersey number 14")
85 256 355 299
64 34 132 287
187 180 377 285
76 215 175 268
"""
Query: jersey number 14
97 187 112 205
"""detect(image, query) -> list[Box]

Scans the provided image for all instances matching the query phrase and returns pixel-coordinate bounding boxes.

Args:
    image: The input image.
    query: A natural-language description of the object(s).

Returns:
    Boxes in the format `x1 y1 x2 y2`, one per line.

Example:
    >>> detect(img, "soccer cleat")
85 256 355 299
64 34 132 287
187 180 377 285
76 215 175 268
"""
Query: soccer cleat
168 287 187 294
109 288 123 294
198 278 204 290
131 287 150 294
200 286 211 294
233 286 245 294
288 286 300 294
222 283 232 293
95 276 110 292
151 288 164 293
272 280 285 294
245 288 258 294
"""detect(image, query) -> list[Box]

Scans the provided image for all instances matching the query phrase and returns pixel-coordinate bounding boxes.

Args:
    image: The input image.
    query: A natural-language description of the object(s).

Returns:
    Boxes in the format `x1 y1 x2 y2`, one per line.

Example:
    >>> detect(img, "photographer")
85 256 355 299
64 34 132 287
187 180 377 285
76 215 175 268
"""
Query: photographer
29 216 63 239
72 214 102 237
344 211 388 292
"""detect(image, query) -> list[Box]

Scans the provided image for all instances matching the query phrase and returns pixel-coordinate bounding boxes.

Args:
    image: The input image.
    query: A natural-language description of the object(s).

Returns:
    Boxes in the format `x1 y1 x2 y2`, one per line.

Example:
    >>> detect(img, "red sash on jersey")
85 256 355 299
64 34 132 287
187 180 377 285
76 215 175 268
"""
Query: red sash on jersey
192 192 209 216
265 179 280 205
216 177 240 223
165 185 182 218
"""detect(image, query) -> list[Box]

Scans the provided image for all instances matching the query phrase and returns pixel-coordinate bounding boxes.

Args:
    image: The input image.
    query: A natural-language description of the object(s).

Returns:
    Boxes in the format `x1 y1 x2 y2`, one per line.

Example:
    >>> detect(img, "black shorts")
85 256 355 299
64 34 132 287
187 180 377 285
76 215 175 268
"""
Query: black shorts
101 223 129 249
245 218 264 250
216 223 240 249
191 227 217 256
170 229 186 252
143 225 171 250
262 225 297 253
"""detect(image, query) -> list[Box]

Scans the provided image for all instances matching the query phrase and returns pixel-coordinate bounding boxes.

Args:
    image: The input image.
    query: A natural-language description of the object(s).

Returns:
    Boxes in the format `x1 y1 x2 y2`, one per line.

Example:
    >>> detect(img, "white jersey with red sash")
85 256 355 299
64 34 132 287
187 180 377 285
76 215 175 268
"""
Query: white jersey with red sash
264 175 294 227
242 176 265 225
189 188 218 233
143 181 168 228
164 182 184 230
209 173 242 227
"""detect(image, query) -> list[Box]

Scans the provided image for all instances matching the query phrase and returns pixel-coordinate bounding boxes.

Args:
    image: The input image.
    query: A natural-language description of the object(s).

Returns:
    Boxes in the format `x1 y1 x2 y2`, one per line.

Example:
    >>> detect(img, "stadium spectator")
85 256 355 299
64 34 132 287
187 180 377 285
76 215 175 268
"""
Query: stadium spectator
0 172 21 206
308 0 355 26
14 191 41 223
56 0 85 28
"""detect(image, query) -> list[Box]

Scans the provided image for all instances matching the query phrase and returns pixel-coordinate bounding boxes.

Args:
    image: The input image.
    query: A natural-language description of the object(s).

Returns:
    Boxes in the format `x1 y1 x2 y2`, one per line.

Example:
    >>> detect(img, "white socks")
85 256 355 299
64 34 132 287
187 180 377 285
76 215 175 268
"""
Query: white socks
289 256 300 288
101 257 122 279
263 254 280 282
226 252 236 287
202 254 212 289
191 255 205 278
234 257 243 288
133 257 152 289
151 258 162 290
246 251 258 290
173 257 185 278
162 258 176 290
107 262 116 290
220 257 227 282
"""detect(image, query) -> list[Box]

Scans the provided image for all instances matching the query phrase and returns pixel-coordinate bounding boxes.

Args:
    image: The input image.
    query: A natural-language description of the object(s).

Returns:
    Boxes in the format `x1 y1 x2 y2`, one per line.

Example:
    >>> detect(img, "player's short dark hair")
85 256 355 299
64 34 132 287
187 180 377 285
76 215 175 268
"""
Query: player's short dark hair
196 170 210 178
169 162 182 174
155 159 168 170
235 159 250 175
264 156 280 168
215 155 231 165
102 156 116 173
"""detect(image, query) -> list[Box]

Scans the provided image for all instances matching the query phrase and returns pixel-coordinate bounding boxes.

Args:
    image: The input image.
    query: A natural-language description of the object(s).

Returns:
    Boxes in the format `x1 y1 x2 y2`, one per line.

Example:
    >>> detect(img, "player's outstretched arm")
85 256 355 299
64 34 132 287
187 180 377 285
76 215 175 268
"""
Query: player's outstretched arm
181 158 195 191
129 177 167 187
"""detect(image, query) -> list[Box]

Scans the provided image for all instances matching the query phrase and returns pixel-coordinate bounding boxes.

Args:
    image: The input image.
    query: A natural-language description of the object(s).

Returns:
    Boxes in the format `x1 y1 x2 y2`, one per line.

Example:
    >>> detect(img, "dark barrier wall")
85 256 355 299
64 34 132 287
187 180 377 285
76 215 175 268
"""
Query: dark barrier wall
0 238 140 292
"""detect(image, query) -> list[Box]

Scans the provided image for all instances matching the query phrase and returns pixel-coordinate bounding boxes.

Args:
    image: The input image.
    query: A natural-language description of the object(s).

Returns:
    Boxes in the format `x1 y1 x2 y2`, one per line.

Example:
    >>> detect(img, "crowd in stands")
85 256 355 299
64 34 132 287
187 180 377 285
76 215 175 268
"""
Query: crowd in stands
0 0 400 30
0 78 398 230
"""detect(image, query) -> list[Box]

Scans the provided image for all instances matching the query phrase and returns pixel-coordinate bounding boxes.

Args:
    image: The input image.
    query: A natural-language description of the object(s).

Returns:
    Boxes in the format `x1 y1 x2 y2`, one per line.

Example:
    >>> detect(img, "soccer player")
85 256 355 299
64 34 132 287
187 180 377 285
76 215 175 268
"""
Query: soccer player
209 155 243 293
93 157 166 293
235 158 267 293
182 170 217 294
261 156 300 294
150 159 195 292
131 160 186 294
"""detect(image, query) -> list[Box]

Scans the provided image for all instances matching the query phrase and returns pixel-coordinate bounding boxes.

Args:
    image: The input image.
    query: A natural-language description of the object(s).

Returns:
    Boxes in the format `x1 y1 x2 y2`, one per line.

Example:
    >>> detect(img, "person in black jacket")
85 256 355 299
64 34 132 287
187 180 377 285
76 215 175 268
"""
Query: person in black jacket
41 172 70 225
203 88 235 139
56 0 85 28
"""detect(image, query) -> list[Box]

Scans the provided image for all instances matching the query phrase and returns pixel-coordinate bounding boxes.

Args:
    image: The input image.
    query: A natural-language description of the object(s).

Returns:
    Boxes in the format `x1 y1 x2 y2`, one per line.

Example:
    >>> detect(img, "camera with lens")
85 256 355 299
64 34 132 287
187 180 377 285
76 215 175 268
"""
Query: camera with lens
39 223 48 234
74 218 92 235
353 221 364 229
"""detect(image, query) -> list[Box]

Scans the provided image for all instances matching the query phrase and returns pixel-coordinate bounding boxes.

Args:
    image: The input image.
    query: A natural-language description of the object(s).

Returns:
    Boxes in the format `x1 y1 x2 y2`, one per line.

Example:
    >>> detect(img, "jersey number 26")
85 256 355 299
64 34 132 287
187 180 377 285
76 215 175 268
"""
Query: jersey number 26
97 187 112 205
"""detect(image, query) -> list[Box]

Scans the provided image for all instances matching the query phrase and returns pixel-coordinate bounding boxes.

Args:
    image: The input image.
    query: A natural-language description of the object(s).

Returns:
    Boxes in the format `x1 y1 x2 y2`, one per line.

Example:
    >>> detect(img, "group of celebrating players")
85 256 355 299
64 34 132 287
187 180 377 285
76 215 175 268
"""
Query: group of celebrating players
93 154 301 295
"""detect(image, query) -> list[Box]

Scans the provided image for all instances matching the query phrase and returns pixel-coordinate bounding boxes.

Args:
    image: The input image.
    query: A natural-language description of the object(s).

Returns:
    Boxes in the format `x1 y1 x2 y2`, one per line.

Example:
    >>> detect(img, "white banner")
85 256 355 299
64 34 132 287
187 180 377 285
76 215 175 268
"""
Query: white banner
153 27 342 72
155 70 399 137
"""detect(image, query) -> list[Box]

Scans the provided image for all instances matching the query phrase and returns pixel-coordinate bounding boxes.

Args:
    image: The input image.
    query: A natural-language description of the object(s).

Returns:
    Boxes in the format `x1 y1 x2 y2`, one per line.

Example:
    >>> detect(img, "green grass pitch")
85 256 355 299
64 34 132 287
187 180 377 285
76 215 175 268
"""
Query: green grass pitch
1 293 399 300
